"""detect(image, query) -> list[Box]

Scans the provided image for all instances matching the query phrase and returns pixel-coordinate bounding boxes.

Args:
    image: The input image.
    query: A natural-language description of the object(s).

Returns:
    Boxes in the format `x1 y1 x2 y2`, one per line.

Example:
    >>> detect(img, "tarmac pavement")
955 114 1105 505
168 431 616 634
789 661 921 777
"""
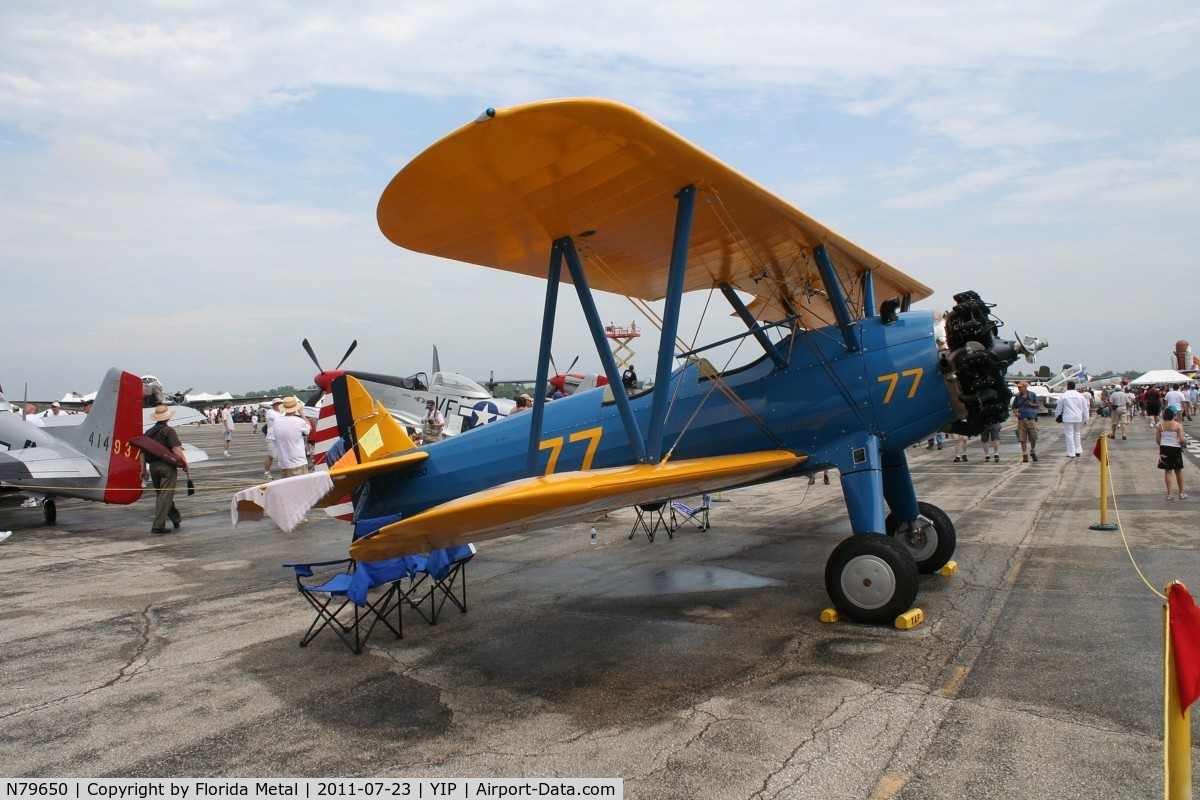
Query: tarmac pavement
1 414 1197 798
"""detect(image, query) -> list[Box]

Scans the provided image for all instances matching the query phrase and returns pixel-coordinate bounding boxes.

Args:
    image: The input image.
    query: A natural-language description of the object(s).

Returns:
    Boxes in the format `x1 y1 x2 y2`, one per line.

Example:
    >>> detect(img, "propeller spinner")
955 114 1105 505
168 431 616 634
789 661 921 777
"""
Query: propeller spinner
303 338 358 402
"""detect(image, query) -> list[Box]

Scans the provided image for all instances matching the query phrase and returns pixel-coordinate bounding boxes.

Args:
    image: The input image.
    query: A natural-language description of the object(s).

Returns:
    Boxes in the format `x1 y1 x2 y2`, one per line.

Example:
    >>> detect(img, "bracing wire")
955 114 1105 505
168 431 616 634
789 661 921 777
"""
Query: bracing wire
1106 451 1167 600
587 246 779 443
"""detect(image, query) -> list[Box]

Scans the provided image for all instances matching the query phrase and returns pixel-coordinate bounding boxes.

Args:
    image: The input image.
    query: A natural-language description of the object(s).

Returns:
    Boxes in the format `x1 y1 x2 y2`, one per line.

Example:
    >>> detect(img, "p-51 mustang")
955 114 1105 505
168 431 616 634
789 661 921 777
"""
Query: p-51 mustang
0 368 145 523
292 100 1045 623
44 375 208 429
138 376 206 428
305 340 517 436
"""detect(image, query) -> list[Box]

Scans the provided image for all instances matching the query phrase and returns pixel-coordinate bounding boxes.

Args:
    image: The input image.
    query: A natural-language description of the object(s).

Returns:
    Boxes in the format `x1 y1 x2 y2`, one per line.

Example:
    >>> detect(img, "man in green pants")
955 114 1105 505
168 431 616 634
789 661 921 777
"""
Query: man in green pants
141 405 189 534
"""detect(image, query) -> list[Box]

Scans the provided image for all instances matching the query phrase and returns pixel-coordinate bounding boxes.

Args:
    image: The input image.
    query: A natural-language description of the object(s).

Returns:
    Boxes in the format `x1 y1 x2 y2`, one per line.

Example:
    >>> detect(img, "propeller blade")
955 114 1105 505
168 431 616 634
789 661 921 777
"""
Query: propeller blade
304 388 325 407
302 338 322 371
334 340 358 371
565 355 579 375
548 353 559 376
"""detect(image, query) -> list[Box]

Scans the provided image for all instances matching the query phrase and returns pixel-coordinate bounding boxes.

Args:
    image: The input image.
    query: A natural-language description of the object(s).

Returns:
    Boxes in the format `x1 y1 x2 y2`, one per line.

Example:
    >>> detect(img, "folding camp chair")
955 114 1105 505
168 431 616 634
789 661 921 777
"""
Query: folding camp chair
282 558 404 654
670 494 711 531
401 544 476 625
628 501 672 541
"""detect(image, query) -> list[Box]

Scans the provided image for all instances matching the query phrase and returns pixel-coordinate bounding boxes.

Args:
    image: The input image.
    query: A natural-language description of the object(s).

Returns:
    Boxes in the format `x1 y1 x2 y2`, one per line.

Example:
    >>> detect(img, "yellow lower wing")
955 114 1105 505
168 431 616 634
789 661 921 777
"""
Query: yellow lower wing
349 450 805 562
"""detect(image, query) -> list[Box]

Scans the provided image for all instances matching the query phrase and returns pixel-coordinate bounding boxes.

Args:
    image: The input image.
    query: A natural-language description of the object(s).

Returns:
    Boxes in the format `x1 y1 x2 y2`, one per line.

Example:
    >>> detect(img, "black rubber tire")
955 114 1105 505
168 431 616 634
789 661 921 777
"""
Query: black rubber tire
43 498 57 525
824 533 919 624
885 501 956 574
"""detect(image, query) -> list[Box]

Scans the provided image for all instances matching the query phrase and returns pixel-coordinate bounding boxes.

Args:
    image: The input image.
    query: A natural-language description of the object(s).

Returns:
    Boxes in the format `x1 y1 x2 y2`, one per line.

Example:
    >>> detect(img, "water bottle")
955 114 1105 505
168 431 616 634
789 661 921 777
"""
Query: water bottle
589 525 598 545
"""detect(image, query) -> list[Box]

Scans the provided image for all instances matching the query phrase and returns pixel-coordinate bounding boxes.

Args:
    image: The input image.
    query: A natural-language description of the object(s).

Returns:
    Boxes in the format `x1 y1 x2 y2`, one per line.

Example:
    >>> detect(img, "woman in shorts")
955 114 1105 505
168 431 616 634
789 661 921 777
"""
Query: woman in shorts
1157 408 1188 500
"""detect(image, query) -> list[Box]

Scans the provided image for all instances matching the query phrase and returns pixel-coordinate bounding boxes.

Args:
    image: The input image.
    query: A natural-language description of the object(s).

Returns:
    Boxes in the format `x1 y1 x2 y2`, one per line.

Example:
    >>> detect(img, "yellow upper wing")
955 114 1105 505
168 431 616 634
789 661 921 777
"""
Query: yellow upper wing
349 449 805 562
377 98 930 324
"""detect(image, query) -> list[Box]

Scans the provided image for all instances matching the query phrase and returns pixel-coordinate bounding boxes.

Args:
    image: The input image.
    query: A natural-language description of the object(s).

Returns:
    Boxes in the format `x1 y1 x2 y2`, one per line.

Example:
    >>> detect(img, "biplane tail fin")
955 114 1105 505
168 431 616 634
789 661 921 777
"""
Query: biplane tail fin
54 368 145 504
303 374 427 511
330 373 419 463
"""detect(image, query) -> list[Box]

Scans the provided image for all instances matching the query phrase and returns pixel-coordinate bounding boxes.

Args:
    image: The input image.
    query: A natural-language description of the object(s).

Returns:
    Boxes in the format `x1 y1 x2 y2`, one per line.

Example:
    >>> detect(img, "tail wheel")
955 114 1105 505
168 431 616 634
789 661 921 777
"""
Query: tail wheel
42 499 57 525
885 501 956 574
824 533 919 624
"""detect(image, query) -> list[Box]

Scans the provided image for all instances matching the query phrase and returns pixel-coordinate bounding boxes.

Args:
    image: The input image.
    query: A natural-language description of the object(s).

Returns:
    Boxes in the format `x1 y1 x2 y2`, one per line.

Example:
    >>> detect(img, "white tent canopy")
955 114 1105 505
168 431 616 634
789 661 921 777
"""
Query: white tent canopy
185 391 234 403
1128 369 1196 386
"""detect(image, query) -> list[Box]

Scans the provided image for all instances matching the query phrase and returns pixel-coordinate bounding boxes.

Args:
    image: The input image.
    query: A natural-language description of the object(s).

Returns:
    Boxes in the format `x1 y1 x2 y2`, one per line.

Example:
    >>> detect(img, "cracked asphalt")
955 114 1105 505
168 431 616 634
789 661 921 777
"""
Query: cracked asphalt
1 416 1196 798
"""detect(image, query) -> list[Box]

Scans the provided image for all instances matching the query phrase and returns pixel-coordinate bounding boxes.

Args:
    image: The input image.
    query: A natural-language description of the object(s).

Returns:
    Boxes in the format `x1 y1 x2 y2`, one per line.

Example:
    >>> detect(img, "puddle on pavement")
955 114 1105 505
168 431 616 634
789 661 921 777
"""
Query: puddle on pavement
596 565 782 598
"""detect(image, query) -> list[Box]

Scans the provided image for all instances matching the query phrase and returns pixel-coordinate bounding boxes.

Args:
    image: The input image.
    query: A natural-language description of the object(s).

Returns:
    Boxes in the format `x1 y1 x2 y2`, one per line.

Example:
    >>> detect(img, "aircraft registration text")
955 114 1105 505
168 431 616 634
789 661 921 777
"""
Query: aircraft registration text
88 431 136 460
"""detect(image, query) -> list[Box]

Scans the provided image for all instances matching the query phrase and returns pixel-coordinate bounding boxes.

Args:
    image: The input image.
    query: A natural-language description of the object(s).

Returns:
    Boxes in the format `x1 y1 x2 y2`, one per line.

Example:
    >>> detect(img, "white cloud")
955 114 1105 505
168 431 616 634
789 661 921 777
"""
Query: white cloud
1 0 1197 393
886 163 1030 210
4 2 1196 138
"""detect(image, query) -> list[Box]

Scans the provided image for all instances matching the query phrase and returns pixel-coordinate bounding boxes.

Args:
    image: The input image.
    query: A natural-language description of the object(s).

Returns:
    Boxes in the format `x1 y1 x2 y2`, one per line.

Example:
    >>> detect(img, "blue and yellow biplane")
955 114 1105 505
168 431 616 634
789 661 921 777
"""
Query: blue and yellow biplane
319 99 1044 623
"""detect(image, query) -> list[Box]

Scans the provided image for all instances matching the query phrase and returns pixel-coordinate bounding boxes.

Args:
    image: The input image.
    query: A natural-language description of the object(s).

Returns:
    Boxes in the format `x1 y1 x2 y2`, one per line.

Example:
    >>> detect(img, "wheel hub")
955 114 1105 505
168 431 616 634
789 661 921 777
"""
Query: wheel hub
840 555 896 610
896 515 936 561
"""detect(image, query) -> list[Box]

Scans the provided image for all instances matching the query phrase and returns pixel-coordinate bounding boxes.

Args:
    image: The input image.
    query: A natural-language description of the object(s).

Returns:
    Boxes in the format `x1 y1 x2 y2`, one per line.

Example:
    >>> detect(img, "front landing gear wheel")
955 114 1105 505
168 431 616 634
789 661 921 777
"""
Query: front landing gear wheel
824 533 919 624
42 498 57 525
885 501 955 574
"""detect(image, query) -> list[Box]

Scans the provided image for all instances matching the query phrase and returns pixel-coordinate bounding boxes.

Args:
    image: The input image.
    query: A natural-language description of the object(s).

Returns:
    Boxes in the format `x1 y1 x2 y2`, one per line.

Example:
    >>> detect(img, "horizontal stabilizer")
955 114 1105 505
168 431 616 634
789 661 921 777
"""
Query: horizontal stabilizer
350 449 805 562
231 441 430 528
314 449 429 508
0 448 99 481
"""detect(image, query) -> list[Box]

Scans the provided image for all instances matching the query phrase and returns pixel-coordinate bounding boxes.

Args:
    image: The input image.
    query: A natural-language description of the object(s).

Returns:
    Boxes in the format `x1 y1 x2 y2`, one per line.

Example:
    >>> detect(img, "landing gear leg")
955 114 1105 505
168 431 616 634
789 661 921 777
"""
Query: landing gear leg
826 436 919 622
880 449 957 573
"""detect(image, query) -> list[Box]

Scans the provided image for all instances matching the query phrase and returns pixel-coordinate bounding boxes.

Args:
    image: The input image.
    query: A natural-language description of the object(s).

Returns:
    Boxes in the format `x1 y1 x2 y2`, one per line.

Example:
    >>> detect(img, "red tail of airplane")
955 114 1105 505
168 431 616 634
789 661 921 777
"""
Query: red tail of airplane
53 369 145 504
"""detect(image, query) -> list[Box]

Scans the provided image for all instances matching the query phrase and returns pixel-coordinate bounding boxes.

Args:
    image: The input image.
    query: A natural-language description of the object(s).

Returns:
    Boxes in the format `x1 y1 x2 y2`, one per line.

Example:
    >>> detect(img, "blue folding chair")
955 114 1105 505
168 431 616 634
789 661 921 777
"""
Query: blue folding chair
670 494 711 532
282 558 406 655
352 513 476 626
401 543 477 625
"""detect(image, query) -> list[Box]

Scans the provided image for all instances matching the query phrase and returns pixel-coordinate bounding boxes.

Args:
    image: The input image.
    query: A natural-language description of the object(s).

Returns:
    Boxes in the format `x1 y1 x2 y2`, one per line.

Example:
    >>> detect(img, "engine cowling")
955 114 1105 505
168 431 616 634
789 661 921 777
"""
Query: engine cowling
937 290 1044 435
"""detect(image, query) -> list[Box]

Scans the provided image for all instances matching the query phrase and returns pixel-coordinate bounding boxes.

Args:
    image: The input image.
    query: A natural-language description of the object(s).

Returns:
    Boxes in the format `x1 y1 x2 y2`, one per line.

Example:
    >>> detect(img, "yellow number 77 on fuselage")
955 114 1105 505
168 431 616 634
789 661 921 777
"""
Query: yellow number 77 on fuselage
876 368 924 403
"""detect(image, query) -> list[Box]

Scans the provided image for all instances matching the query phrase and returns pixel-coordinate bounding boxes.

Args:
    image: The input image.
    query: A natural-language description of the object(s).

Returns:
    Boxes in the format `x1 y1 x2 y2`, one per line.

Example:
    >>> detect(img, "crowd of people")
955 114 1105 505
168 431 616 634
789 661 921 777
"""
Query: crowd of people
200 404 261 428
924 379 1193 499
135 396 316 534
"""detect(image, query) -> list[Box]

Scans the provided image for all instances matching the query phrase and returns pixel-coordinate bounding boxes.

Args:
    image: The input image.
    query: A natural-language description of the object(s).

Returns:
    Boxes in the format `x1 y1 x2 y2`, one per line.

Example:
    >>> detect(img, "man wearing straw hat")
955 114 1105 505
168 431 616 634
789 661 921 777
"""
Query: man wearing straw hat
142 404 188 534
273 396 313 478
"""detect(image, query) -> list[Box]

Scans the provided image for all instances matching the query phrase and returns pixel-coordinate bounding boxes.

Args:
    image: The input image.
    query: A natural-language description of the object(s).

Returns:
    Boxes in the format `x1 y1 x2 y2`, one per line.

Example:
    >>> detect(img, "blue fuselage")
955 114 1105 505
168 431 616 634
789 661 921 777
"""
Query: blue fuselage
360 312 955 524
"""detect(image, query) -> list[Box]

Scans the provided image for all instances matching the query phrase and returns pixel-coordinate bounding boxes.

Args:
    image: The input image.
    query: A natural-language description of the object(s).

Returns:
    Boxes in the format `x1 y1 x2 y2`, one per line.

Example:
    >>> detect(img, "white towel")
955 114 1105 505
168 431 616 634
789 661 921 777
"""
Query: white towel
230 471 334 532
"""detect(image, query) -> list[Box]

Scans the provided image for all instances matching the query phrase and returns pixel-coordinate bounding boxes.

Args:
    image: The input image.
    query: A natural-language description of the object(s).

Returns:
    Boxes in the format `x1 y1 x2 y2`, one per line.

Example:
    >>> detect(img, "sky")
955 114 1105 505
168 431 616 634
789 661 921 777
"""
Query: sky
2 1 1198 399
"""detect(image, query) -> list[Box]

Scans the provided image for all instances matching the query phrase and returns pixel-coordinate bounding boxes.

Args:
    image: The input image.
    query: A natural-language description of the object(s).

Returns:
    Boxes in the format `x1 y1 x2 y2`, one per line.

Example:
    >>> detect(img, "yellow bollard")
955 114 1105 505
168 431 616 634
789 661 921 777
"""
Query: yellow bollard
1164 585 1193 800
1089 435 1118 531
